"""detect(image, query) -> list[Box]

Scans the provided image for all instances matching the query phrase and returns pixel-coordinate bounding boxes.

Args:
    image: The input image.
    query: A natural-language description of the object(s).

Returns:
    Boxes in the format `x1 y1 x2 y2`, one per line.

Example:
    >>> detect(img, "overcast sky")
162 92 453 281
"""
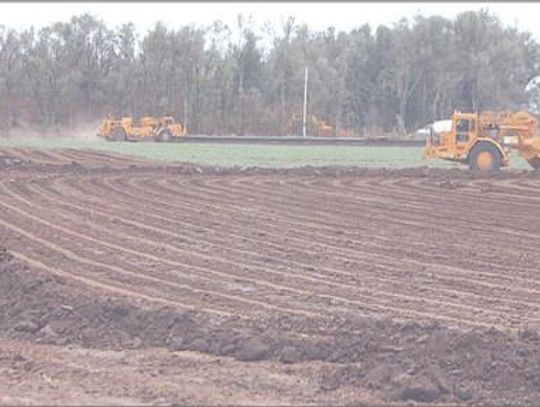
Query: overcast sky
1 2 539 39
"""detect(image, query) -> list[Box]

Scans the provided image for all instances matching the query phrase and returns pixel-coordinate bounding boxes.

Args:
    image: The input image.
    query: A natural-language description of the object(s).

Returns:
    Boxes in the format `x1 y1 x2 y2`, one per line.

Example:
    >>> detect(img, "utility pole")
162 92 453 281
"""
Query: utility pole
302 66 309 138
184 96 188 130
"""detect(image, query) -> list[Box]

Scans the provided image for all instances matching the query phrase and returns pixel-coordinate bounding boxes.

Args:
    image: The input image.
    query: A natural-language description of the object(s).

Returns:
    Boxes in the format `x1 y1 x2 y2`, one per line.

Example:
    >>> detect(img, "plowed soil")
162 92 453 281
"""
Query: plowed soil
2 146 540 405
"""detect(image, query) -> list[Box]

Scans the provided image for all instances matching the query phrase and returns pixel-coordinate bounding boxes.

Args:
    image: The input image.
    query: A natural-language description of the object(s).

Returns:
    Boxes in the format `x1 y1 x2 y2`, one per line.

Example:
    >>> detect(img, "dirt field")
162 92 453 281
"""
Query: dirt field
2 146 540 405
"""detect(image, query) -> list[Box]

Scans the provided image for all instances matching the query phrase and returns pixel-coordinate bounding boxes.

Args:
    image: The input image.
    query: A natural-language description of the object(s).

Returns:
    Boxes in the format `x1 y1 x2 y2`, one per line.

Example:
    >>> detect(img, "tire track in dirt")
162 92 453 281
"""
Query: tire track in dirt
108 172 540 306
140 173 534 284
247 175 540 276
100 175 536 328
0 146 158 169
180 175 536 278
203 174 540 247
8 250 226 314
3 152 540 332
325 175 540 232
0 197 321 320
2 180 493 327
6 176 394 322
133 174 540 330
0 170 532 332
56 148 156 168
59 173 540 301
0 211 241 317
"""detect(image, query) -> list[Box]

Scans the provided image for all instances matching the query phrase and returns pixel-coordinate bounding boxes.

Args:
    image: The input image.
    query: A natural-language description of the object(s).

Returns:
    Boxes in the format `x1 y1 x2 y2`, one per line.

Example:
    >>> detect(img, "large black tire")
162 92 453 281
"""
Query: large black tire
109 128 127 142
155 128 173 142
468 142 502 173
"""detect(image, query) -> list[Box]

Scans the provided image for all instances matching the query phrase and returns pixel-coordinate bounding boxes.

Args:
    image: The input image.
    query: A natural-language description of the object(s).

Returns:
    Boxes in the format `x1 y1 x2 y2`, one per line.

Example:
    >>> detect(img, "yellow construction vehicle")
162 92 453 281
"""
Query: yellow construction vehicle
424 110 540 172
289 113 354 137
97 115 187 142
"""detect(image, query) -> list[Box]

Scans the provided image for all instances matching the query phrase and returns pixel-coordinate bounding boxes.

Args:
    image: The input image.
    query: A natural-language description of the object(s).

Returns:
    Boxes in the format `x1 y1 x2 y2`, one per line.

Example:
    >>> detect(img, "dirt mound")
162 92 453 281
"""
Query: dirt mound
2 249 540 404
133 162 534 180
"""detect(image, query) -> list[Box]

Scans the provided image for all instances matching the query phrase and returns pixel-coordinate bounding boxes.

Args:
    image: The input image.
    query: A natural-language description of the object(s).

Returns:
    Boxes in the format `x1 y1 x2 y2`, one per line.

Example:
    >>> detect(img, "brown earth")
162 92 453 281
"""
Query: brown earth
2 146 540 405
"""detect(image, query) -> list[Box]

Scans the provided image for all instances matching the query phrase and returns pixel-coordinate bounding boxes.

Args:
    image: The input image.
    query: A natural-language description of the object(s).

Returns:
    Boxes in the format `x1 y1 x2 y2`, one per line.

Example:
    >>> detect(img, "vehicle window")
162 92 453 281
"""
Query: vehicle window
457 120 470 133
456 119 472 142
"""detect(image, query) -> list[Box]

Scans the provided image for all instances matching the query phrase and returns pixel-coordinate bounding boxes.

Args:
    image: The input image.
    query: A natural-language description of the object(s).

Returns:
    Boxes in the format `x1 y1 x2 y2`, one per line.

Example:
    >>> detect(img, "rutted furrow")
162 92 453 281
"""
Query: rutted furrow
58 148 155 167
38 175 538 328
141 174 538 282
325 175 540 230
206 174 540 248
4 157 540 332
2 181 353 319
110 173 519 281
61 173 540 298
19 149 72 165
3 178 510 329
352 174 540 224
28 171 540 330
0 217 234 317
0 189 330 321
257 175 540 268
1 147 34 162
8 250 235 314
100 172 534 300
180 174 540 270
127 175 540 326
281 175 540 265
230 173 540 233
109 174 540 297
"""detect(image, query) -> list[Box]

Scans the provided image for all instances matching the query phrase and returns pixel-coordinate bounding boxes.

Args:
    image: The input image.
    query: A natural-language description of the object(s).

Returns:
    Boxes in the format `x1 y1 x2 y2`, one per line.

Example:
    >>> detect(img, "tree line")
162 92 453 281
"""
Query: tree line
0 10 539 136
